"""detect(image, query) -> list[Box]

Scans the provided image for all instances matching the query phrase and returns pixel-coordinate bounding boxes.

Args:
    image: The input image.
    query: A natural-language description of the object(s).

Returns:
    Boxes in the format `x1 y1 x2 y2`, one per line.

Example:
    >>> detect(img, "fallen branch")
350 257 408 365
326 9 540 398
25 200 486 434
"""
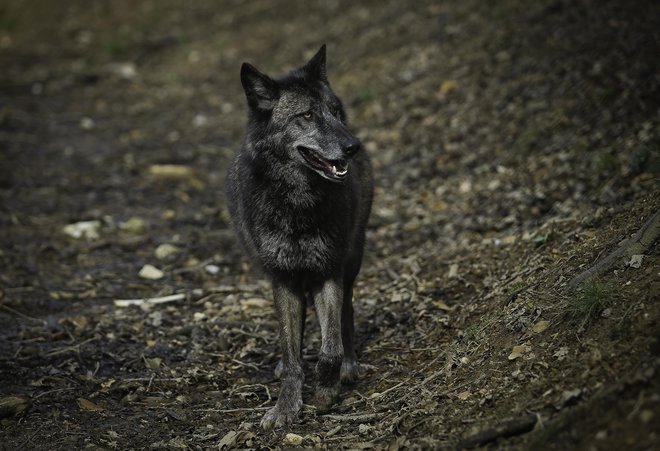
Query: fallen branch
321 413 384 423
456 412 542 449
568 207 660 290
0 304 46 325
113 293 186 307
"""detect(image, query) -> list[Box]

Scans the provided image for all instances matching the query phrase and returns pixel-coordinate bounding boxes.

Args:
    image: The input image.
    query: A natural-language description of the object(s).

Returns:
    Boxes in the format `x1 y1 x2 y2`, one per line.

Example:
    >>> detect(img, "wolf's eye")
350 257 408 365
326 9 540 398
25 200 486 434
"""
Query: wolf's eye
302 112 313 120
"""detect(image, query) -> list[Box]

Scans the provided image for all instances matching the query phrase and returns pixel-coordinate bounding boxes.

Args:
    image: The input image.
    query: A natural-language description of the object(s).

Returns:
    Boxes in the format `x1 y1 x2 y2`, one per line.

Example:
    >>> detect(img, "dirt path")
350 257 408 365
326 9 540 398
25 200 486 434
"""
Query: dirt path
1 0 658 449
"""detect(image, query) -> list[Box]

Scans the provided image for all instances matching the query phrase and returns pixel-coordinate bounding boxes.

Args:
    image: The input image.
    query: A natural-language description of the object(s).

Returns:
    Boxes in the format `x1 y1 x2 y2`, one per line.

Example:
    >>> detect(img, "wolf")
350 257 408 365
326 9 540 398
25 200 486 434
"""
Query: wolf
225 45 373 430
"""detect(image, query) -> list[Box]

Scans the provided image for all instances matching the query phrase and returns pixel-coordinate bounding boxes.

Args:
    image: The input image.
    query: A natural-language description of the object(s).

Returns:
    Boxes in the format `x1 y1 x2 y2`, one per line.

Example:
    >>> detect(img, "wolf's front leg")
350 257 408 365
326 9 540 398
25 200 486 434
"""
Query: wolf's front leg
261 280 305 431
312 278 344 412
340 284 360 383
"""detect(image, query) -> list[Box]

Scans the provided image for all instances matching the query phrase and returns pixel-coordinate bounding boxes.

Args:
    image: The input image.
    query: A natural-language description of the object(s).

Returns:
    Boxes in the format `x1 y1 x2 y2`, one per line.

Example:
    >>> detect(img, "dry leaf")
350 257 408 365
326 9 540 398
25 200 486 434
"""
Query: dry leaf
0 396 29 418
218 430 238 449
144 357 162 369
78 398 105 411
501 235 517 245
457 390 471 400
508 345 529 360
432 301 455 311
438 79 458 96
532 320 549 334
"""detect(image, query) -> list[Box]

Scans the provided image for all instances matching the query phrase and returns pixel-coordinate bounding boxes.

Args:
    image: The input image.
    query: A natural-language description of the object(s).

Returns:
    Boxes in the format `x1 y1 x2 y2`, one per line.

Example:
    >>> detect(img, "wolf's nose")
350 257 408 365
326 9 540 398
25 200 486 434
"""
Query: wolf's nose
343 139 361 157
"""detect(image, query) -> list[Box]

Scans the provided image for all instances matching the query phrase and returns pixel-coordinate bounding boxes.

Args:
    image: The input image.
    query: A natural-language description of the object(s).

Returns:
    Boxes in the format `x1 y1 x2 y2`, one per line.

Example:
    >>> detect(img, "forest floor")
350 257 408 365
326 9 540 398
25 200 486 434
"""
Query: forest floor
1 0 658 449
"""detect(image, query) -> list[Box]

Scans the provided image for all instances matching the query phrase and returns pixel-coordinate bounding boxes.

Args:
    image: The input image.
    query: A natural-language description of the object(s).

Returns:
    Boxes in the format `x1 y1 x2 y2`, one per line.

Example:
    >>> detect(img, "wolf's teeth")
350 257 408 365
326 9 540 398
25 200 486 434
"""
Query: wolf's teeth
332 165 337 175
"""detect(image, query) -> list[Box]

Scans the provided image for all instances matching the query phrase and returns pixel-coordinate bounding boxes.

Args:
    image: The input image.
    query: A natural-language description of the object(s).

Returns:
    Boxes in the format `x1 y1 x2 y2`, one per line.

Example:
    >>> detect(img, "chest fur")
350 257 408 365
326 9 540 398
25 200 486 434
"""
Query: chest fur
249 190 347 274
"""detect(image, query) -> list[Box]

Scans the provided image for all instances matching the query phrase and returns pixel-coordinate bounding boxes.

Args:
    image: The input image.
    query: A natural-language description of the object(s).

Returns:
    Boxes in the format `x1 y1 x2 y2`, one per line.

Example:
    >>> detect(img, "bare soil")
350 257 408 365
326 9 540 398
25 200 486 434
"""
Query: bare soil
1 0 658 449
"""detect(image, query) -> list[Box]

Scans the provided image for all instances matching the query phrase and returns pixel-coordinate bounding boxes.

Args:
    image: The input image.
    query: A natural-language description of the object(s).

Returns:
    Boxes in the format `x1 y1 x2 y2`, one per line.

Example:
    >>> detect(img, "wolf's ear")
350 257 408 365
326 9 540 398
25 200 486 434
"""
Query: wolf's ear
303 44 327 82
241 63 279 111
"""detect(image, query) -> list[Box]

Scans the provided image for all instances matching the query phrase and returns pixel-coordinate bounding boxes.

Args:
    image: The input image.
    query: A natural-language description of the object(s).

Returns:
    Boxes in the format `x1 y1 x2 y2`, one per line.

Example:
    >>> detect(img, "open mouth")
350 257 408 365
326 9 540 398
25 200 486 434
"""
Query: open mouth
297 146 348 181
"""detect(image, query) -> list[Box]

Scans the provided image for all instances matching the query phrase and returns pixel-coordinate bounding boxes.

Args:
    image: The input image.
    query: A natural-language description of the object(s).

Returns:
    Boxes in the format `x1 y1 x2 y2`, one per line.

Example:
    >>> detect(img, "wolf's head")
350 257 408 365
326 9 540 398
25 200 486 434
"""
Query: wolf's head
240 45 361 183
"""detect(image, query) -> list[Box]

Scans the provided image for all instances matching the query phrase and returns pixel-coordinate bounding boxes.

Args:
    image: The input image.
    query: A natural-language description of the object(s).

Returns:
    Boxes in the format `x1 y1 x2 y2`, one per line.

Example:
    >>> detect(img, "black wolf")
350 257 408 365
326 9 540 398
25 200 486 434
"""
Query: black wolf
225 45 373 430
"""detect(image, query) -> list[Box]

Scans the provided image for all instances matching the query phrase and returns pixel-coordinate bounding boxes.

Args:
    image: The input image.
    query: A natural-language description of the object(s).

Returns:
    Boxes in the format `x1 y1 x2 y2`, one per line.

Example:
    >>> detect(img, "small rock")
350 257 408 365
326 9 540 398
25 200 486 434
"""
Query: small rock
554 346 569 361
221 103 234 114
283 433 303 446
138 264 164 280
80 117 95 130
62 220 101 240
204 264 220 275
192 114 209 128
154 243 181 260
358 424 373 434
628 254 644 269
193 312 206 321
639 409 653 424
106 62 137 80
120 217 147 234
148 311 163 327
559 388 582 407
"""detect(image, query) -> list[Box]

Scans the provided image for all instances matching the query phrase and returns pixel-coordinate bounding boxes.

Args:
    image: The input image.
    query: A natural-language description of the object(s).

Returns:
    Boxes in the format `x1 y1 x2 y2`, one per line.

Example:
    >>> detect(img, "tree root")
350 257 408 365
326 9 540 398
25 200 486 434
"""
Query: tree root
568 207 660 291
458 359 659 449
456 411 543 449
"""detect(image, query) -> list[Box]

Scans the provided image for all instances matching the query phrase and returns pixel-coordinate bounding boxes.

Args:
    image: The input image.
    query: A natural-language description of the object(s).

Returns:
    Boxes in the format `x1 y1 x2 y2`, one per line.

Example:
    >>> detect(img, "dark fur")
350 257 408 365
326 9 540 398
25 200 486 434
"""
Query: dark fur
225 45 373 430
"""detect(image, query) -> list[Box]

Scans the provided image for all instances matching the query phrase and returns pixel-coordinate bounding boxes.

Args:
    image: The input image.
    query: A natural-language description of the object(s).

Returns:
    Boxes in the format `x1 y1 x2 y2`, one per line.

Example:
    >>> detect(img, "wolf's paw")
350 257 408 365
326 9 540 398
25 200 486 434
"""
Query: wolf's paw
260 405 300 431
313 385 339 413
274 360 283 379
340 359 360 384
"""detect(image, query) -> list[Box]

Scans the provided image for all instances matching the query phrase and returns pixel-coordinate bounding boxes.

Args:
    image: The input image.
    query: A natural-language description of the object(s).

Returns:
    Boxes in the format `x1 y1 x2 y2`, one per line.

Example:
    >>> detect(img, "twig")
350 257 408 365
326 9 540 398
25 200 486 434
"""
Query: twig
200 406 271 412
172 259 215 274
32 387 75 401
42 338 96 357
16 424 44 451
113 293 186 307
229 358 261 371
370 379 407 399
321 413 384 423
0 304 46 325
